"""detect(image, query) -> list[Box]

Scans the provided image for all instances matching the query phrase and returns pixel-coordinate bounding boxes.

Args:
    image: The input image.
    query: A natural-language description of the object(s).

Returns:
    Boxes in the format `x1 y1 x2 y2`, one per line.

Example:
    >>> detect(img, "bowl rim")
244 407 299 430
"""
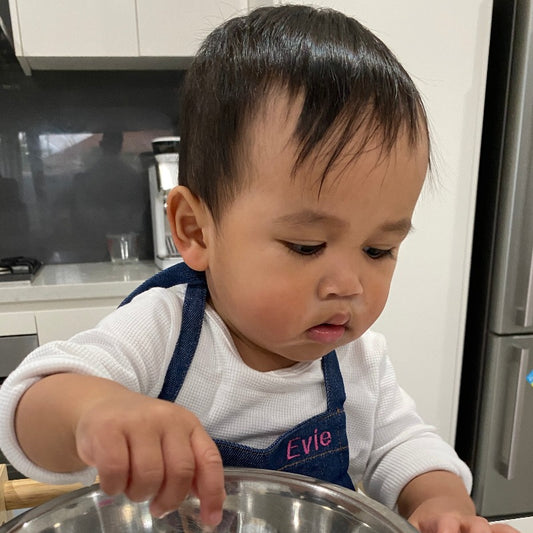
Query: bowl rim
222 468 416 533
0 468 417 533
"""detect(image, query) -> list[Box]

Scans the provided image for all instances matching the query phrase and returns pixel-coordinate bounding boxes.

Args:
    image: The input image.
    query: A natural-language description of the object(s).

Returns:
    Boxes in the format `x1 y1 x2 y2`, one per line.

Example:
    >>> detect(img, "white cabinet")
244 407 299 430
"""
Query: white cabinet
0 263 156 346
12 0 138 58
0 303 118 347
8 0 256 73
0 312 36 337
0 303 117 378
9 0 139 72
137 0 247 57
34 306 115 345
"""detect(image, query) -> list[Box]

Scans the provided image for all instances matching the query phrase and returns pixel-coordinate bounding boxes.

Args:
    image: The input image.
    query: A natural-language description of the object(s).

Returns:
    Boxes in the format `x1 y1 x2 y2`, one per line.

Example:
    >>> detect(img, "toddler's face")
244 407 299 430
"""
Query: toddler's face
202 96 428 372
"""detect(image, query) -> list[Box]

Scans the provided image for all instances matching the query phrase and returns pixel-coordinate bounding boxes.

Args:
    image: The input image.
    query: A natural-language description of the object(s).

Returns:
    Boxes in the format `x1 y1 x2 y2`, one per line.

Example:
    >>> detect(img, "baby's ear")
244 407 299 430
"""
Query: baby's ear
166 186 209 271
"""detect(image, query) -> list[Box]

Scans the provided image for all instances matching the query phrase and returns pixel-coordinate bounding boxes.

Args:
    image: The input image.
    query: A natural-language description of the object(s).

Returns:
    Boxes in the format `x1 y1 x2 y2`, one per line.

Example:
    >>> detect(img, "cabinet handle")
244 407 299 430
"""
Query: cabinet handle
500 347 529 480
516 247 533 327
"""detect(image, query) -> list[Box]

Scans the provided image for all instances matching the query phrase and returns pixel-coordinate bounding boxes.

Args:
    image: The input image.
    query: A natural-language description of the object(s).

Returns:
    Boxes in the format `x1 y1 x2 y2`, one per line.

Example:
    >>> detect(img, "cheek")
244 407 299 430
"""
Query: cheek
367 274 394 320
236 281 299 319
230 277 308 335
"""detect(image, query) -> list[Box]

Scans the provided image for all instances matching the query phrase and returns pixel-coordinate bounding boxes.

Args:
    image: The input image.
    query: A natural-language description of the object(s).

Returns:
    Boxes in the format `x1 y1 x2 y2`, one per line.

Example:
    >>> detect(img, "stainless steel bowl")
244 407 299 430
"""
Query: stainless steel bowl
0 468 417 532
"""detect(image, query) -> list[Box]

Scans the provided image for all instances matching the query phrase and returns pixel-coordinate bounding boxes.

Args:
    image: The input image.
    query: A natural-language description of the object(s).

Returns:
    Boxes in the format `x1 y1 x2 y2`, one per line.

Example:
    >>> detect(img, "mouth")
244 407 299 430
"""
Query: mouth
306 315 350 344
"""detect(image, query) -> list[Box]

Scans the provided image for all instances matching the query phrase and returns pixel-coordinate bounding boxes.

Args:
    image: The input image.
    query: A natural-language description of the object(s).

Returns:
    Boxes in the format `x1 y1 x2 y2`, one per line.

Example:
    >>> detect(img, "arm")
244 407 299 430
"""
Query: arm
345 337 515 532
357 343 473 508
398 470 519 533
15 372 225 525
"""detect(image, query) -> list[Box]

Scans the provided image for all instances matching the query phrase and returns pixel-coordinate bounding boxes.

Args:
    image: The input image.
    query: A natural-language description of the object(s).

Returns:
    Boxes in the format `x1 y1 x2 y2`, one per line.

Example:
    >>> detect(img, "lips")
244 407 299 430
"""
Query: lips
306 324 346 344
306 314 349 344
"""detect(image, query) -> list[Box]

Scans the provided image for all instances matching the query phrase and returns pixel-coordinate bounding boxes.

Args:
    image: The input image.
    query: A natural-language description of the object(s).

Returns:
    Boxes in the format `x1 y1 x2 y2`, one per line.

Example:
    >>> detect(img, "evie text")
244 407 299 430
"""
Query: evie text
286 429 332 460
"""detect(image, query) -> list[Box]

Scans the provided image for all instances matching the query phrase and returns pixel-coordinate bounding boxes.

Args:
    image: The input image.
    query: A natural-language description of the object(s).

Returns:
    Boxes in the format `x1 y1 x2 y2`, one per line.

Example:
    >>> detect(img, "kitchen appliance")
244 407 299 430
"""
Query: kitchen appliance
456 0 533 519
0 334 37 385
148 137 181 270
0 330 38 479
0 468 416 533
0 257 41 283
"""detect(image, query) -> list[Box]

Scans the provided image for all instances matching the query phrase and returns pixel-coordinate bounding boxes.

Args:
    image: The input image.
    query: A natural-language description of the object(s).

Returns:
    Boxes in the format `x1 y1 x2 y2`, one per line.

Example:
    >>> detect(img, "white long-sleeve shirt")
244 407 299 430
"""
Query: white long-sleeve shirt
0 283 472 509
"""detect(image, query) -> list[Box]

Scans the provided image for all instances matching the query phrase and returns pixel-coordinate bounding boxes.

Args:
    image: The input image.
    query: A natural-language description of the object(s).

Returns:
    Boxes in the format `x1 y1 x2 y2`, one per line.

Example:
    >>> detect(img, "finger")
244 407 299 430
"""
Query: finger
457 516 520 533
125 430 164 503
410 514 456 533
484 523 520 533
84 427 130 495
190 426 225 526
149 428 196 518
465 516 491 533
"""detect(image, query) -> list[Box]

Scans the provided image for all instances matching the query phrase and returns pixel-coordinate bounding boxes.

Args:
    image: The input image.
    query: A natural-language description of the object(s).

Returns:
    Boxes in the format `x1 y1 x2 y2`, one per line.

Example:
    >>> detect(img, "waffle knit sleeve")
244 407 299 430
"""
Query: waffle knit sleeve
0 287 182 485
361 348 472 509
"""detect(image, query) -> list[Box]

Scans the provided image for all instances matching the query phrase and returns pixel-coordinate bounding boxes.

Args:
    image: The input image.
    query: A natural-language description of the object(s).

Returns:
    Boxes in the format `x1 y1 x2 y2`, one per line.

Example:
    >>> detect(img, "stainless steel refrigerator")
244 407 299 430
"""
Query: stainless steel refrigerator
457 0 533 519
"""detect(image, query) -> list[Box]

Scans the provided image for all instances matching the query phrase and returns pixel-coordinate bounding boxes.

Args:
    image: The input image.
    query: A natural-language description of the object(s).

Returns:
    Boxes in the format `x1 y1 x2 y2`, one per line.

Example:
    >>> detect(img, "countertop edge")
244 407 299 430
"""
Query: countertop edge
0 261 159 304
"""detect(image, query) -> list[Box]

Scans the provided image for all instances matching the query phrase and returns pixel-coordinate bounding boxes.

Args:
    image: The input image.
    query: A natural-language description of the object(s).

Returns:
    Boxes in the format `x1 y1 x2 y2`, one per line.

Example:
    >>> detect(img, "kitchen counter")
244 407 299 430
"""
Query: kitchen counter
0 261 159 305
0 261 160 339
493 516 532 532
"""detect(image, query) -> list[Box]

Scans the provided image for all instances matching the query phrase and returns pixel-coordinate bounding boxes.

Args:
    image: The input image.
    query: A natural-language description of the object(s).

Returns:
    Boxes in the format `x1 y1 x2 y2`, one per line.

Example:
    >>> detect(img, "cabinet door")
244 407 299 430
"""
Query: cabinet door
14 0 138 57
35 306 115 345
137 0 248 57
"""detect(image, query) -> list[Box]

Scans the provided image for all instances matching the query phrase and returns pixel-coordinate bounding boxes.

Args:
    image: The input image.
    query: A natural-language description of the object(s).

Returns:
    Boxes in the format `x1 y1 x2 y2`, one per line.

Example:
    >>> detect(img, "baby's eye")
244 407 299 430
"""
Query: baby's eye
364 246 393 260
284 242 326 256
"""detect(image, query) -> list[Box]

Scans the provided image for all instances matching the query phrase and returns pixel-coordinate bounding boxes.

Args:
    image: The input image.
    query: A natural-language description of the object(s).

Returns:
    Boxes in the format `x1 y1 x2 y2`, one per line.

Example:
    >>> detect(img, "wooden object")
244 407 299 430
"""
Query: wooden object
0 465 89 525
0 465 12 525
2 478 84 511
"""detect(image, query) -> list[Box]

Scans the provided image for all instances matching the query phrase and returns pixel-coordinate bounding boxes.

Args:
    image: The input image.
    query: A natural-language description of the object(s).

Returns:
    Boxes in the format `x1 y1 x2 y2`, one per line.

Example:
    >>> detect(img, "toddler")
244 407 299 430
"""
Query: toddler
0 5 516 533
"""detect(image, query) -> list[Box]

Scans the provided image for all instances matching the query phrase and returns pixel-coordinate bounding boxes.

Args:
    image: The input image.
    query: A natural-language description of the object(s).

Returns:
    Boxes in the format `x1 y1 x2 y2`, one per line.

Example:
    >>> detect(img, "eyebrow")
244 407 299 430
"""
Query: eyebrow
273 209 414 236
378 218 414 236
273 210 348 229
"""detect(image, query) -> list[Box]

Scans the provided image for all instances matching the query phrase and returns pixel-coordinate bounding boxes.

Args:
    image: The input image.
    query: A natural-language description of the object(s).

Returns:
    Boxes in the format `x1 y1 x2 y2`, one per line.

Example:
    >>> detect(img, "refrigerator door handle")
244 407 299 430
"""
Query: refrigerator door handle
516 247 533 327
499 347 529 480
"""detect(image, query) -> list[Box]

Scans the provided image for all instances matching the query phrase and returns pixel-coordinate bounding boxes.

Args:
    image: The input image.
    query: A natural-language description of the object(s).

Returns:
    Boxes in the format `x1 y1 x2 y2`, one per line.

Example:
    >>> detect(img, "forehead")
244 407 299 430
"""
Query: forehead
243 91 429 195
216 104 428 243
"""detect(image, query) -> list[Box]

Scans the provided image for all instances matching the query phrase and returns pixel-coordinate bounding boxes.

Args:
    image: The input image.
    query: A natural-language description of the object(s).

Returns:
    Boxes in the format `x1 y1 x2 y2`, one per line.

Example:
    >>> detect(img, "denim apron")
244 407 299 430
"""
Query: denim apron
121 261 355 490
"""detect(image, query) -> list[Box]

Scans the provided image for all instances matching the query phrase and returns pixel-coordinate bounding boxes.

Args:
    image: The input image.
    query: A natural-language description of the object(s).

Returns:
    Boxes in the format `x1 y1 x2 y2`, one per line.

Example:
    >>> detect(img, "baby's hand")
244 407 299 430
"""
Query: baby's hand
399 471 521 533
74 389 225 526
410 512 520 533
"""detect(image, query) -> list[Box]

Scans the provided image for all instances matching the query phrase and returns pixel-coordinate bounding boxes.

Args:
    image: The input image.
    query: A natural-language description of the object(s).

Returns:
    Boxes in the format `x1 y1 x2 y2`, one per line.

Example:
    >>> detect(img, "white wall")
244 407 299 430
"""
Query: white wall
291 0 493 443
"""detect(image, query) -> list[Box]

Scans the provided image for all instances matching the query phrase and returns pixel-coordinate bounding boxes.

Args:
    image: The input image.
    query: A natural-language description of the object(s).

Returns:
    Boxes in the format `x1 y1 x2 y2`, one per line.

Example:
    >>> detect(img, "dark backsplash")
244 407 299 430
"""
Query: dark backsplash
0 66 184 264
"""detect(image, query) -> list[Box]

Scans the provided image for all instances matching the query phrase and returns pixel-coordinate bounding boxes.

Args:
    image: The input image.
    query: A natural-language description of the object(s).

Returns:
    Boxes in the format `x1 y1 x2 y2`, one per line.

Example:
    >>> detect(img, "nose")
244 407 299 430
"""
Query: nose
317 265 364 299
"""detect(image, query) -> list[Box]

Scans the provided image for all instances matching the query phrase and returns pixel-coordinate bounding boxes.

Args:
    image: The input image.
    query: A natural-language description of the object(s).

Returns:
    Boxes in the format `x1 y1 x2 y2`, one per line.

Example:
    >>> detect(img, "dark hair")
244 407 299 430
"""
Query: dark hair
179 4 429 221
